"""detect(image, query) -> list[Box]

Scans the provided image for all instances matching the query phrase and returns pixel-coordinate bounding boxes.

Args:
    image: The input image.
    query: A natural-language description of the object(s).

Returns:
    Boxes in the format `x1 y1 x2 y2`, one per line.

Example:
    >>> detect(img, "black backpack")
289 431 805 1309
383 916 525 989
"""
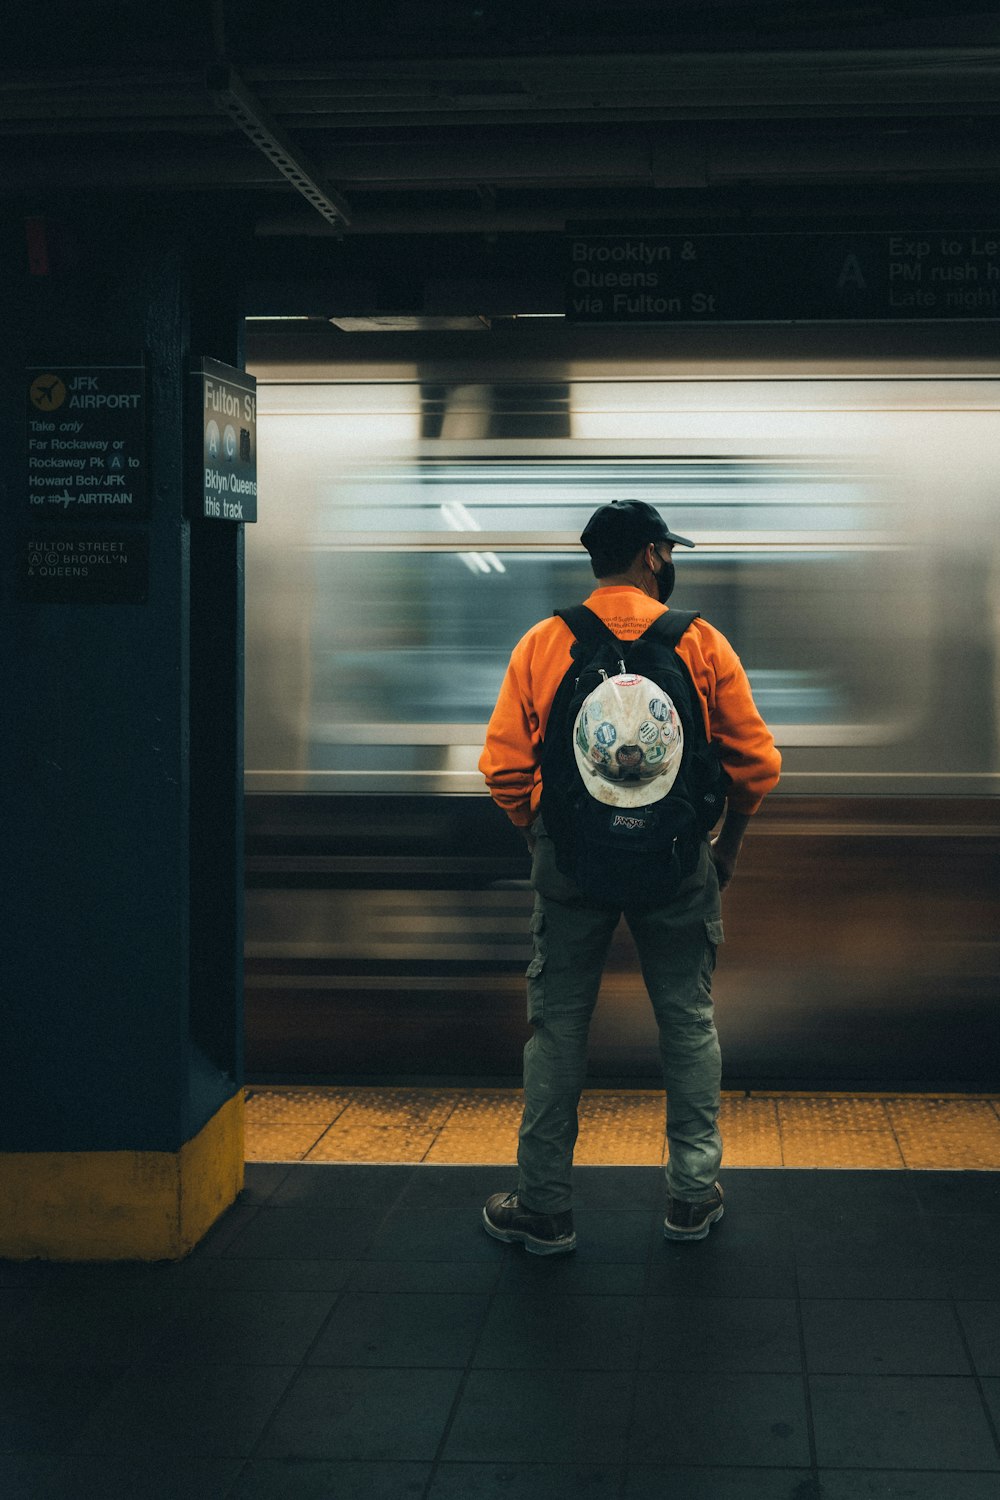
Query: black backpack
539 605 730 908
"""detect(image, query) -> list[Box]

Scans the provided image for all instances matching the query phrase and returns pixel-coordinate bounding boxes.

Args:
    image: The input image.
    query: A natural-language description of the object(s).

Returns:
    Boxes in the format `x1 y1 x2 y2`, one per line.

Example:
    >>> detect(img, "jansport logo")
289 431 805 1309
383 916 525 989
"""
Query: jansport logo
612 813 647 832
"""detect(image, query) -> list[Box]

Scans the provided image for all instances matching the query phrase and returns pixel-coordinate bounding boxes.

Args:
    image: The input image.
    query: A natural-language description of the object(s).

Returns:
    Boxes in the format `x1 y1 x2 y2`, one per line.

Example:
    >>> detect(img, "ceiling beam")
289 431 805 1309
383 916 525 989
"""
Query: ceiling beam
207 63 352 231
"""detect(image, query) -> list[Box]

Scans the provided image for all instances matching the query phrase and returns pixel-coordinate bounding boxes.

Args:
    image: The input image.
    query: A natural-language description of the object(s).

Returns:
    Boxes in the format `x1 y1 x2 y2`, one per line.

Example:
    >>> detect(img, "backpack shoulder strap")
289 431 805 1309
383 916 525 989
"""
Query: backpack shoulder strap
553 604 623 658
639 608 700 649
638 609 711 747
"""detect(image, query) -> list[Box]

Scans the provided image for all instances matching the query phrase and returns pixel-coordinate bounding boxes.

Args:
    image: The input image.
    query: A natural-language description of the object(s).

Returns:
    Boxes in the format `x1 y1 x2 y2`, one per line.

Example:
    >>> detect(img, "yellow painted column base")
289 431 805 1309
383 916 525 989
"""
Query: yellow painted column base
0 1092 245 1261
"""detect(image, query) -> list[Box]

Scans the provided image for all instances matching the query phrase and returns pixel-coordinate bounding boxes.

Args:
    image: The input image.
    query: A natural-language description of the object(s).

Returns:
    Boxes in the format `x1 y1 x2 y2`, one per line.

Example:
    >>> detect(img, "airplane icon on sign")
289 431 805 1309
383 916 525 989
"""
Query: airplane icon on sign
31 374 67 409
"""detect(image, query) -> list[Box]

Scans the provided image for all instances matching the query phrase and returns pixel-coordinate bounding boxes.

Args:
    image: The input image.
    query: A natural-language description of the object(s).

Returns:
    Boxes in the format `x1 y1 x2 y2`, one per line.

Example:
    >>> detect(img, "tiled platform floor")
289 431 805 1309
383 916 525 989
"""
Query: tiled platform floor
246 1087 1000 1170
2 1165 1000 1498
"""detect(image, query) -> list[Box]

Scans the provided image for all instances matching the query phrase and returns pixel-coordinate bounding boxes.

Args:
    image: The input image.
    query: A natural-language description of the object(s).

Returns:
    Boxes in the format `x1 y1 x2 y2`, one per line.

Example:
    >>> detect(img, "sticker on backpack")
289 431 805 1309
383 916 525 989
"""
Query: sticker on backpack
572 673 683 808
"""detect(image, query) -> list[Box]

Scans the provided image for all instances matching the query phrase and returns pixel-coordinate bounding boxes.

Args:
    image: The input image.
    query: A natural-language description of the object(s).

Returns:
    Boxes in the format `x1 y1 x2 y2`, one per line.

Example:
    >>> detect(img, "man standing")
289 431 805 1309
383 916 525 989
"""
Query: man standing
478 500 781 1254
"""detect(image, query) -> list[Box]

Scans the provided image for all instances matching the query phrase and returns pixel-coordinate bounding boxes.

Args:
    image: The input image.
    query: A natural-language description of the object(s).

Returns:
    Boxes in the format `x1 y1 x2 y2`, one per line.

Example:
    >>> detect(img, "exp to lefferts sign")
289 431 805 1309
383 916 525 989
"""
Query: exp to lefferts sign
26 362 147 519
194 357 257 522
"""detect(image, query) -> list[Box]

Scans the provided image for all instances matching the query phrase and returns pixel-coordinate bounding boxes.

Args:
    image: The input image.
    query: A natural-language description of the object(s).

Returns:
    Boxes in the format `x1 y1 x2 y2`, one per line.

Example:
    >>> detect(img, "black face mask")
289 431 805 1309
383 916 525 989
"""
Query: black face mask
656 559 676 603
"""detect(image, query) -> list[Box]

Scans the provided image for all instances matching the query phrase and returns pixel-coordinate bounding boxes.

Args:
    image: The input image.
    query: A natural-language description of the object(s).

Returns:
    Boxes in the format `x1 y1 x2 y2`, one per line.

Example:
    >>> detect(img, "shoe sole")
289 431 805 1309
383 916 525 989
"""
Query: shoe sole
663 1204 724 1242
482 1209 577 1255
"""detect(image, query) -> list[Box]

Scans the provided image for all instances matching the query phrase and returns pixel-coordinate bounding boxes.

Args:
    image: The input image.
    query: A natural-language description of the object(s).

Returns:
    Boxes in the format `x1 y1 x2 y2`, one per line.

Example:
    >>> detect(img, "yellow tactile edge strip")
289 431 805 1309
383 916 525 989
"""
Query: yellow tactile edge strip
244 1088 1000 1170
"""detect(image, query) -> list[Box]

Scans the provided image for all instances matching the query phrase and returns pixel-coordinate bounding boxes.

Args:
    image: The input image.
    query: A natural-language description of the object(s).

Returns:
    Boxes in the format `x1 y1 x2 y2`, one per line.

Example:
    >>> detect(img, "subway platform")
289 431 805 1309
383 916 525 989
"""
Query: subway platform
2 1093 1000 1499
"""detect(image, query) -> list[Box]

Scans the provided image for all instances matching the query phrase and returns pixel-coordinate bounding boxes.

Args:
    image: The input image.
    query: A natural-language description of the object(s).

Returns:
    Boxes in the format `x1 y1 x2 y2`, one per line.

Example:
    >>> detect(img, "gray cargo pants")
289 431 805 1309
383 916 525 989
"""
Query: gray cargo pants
517 821 725 1213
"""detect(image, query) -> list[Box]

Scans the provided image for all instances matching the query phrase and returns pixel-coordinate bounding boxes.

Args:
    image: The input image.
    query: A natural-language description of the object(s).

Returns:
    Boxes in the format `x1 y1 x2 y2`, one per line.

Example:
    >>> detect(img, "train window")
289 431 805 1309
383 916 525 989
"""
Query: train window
245 544 924 791
306 459 874 543
246 378 998 795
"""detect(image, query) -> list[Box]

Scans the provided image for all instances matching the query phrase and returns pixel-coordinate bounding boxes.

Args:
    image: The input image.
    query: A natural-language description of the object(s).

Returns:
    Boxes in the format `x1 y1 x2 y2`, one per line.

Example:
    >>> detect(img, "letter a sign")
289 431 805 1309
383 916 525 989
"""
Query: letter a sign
837 255 868 290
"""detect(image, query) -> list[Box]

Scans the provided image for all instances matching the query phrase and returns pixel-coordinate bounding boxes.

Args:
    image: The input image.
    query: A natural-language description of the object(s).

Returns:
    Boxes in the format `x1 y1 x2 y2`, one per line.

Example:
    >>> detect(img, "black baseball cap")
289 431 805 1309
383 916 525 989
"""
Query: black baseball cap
580 500 694 556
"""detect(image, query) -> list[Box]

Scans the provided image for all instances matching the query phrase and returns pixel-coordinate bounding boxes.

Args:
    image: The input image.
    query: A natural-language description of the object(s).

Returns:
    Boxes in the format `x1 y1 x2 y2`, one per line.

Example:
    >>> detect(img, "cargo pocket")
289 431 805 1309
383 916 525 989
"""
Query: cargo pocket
525 908 546 1026
703 917 725 974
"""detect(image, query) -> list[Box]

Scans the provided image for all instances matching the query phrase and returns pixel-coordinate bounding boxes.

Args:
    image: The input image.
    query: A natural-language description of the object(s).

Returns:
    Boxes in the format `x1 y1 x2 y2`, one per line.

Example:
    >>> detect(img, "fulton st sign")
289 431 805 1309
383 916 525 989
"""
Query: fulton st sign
193 357 257 522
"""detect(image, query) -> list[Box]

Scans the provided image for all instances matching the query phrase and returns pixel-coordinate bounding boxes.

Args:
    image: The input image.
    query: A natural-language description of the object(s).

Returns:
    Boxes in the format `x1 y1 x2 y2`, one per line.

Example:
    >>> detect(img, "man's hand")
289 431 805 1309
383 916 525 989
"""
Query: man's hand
709 810 750 891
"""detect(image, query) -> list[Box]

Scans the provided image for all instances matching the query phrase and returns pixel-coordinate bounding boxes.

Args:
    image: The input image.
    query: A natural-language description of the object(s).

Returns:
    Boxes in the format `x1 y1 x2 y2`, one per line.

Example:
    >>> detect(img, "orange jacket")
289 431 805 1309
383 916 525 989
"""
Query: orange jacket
479 585 781 828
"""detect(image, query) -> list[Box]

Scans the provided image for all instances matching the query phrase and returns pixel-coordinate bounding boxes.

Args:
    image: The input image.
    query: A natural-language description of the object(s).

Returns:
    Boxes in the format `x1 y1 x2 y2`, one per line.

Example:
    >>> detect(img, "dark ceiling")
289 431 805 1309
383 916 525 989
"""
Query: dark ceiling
6 0 1000 242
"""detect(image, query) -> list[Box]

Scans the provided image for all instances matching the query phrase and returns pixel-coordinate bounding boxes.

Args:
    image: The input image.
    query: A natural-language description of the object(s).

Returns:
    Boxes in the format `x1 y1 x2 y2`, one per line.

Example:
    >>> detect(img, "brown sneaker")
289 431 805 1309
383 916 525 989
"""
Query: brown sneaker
663 1182 724 1241
482 1191 577 1255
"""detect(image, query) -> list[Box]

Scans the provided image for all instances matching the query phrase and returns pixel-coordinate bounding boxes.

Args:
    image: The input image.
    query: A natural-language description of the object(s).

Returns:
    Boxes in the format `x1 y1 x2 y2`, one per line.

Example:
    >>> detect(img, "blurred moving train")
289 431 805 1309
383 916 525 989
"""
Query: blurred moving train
243 327 999 1087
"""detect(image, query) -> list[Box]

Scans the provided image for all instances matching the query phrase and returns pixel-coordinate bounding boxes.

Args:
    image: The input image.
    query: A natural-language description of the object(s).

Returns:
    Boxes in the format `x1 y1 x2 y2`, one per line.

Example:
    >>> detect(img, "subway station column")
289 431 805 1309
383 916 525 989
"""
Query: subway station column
0 200 250 1258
